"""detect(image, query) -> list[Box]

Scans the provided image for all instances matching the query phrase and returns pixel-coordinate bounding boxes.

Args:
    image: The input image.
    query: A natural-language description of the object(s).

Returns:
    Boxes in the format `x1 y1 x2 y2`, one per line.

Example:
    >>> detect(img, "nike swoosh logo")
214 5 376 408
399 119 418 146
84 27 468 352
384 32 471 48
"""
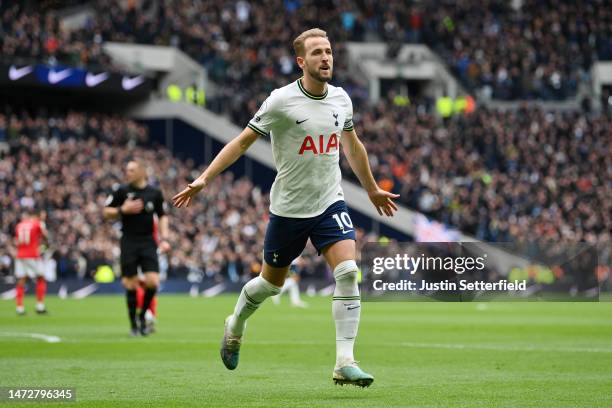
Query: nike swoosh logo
48 69 72 84
296 119 309 124
342 229 354 234
122 75 145 90
347 305 360 310
85 72 109 87
8 65 33 80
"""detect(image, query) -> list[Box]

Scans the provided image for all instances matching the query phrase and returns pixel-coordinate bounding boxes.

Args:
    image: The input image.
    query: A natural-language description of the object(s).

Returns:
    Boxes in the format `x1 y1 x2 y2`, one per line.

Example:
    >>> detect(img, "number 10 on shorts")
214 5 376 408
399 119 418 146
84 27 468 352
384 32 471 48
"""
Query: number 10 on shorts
332 212 353 233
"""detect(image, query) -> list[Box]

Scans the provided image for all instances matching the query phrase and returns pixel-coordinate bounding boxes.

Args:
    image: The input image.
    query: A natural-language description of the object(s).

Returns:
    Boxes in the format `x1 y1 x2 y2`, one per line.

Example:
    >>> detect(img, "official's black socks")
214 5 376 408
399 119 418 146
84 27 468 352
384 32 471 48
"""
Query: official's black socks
126 289 137 330
140 287 157 320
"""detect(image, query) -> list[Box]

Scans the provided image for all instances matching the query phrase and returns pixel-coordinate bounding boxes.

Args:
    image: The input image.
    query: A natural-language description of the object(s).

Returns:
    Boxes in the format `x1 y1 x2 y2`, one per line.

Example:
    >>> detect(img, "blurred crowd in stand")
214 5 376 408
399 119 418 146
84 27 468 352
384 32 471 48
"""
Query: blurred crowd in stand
0 110 377 281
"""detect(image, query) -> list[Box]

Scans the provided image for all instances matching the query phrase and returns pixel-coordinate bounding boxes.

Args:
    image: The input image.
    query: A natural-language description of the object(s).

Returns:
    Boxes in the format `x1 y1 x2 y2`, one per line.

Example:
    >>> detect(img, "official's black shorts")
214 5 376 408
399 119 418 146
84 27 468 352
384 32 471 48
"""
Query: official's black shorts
120 236 159 277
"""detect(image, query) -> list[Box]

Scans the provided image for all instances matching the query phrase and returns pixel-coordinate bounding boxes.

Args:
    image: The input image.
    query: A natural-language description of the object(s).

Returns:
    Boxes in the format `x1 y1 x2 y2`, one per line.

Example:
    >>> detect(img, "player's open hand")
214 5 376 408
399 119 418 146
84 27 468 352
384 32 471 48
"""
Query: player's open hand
172 179 206 208
368 188 399 217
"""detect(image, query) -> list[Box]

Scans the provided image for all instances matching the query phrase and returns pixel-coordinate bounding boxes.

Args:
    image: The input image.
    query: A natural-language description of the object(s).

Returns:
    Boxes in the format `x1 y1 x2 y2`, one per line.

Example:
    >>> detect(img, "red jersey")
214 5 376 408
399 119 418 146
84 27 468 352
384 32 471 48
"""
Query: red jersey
15 219 44 259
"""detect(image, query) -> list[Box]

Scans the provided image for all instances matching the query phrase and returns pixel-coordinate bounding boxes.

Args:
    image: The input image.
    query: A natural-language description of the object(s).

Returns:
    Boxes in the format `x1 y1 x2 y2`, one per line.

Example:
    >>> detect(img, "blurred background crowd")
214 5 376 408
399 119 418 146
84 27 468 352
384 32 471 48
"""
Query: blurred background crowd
0 110 376 280
345 95 611 245
3 0 611 117
0 0 610 283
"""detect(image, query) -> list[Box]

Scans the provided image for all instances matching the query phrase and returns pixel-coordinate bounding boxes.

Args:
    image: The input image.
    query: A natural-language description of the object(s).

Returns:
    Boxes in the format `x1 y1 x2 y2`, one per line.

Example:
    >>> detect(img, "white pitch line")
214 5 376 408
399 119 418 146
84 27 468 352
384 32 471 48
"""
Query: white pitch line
397 341 612 354
55 338 612 353
0 332 61 343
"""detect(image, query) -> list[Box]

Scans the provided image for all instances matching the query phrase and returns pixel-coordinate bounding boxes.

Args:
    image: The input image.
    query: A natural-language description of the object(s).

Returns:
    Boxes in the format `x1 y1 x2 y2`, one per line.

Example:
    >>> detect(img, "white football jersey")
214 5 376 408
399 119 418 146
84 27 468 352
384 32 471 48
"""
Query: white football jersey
248 78 354 218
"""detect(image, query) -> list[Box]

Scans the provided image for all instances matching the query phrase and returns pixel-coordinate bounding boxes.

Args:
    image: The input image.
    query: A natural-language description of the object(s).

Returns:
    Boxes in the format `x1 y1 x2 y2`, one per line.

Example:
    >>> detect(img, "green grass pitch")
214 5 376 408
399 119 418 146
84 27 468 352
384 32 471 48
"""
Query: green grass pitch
1 295 611 407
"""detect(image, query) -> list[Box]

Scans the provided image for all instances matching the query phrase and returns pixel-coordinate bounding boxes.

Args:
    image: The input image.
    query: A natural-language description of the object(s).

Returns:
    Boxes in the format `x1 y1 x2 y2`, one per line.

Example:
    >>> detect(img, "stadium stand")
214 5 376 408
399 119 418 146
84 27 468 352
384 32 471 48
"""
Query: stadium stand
0 0 609 282
4 1 608 116
0 110 376 280
0 1 117 70
345 95 611 245
395 0 611 100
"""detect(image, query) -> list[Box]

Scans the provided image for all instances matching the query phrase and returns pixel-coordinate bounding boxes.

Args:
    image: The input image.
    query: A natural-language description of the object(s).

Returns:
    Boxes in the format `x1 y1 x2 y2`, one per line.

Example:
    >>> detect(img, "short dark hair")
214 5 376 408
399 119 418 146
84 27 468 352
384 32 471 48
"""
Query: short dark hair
293 28 328 57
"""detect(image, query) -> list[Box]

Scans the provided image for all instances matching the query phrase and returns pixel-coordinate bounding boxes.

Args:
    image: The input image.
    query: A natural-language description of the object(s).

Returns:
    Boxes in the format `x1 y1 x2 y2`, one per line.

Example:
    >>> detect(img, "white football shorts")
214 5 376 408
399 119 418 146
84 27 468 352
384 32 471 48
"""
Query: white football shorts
14 259 44 279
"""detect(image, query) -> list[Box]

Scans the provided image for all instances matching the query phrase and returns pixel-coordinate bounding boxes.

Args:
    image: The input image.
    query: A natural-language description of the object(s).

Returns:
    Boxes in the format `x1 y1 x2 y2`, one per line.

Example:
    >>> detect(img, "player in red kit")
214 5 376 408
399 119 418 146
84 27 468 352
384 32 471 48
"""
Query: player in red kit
14 209 48 315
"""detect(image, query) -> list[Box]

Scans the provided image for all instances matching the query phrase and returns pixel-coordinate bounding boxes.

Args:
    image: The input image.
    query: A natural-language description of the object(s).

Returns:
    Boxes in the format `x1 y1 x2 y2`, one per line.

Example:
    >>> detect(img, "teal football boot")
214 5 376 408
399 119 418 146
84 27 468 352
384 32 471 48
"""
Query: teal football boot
220 315 242 370
333 362 374 387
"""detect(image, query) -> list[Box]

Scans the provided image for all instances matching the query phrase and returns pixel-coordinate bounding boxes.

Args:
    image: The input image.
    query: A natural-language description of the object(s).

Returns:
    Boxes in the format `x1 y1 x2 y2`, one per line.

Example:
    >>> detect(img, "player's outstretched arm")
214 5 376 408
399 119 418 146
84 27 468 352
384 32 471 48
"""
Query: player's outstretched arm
172 127 259 208
341 129 399 217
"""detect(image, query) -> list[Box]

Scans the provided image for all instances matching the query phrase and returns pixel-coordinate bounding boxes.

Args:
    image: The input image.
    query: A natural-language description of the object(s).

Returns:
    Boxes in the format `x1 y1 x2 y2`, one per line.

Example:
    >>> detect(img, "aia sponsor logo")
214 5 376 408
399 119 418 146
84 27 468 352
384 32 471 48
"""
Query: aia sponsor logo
298 133 339 155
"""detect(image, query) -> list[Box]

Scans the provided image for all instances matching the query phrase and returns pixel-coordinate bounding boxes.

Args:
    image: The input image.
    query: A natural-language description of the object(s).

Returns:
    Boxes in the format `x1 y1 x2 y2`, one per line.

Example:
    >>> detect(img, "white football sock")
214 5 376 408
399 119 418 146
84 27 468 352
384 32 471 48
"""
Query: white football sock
229 275 281 336
332 260 360 368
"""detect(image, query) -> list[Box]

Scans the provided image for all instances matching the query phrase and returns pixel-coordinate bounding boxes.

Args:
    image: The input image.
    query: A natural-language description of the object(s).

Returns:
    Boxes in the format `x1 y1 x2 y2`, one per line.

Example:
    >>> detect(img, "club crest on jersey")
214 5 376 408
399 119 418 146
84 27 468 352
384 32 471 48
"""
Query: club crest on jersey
298 133 338 155
333 112 338 127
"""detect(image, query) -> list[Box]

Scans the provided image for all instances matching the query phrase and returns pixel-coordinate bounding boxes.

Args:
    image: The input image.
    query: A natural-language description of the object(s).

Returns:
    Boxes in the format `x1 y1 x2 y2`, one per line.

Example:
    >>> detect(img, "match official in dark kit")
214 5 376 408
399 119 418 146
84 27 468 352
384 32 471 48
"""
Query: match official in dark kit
103 159 170 336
